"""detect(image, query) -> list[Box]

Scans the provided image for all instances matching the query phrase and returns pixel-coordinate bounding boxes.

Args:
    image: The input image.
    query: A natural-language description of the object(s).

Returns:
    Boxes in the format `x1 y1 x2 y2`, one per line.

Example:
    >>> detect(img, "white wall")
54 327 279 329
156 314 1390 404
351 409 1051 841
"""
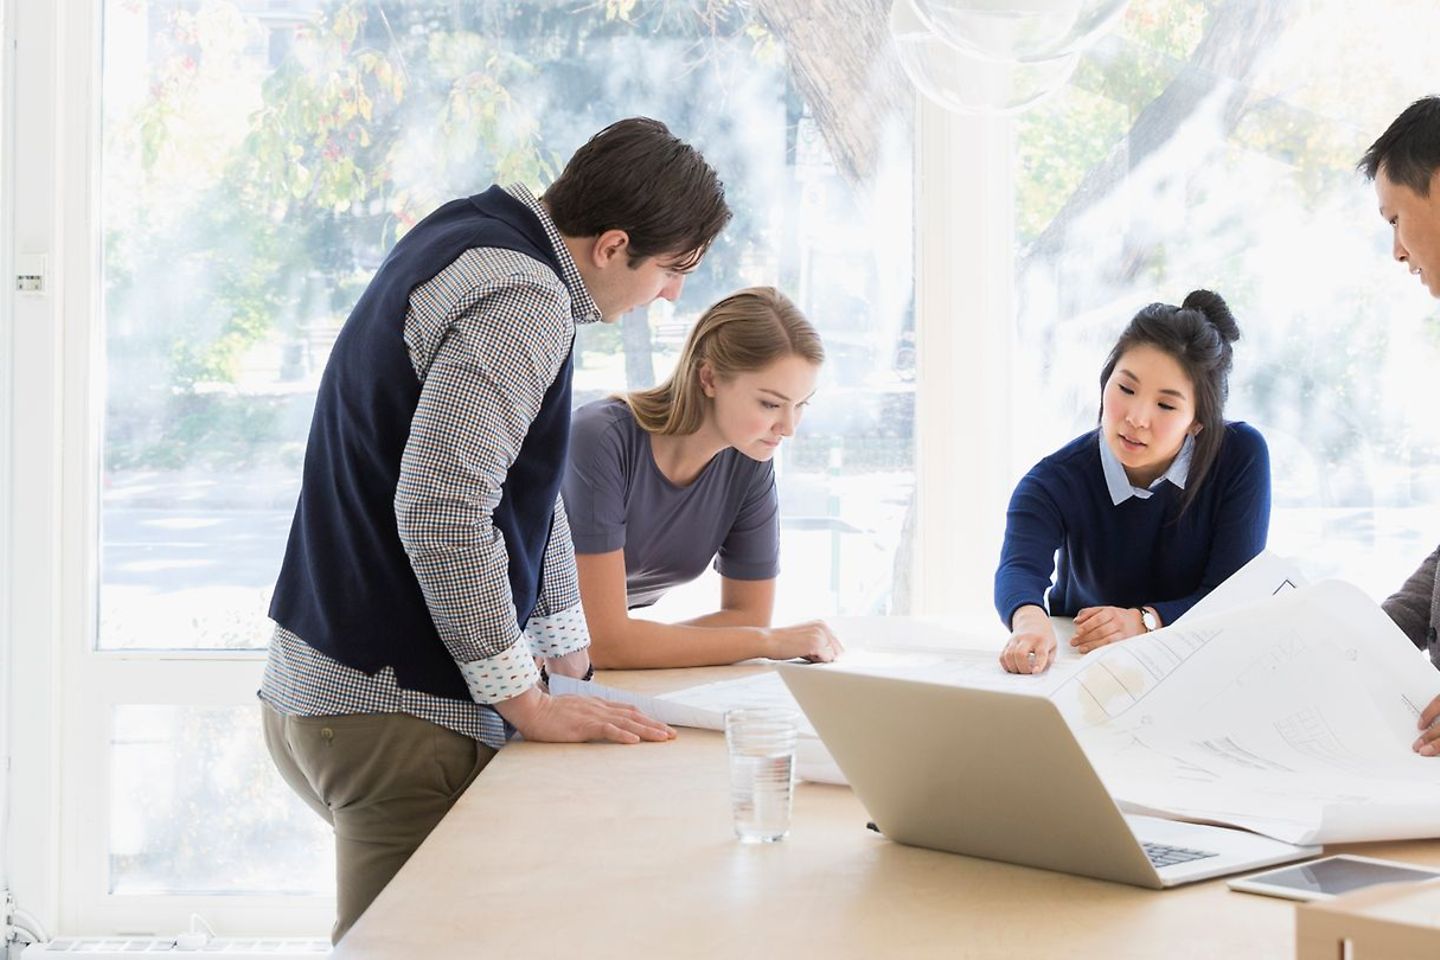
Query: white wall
0 0 13 932
4 0 82 936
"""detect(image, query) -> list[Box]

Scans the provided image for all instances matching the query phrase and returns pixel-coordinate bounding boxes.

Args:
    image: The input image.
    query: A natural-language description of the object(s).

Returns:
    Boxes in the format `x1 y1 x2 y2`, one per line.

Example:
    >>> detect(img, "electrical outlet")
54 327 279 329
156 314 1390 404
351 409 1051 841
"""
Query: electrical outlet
14 255 45 294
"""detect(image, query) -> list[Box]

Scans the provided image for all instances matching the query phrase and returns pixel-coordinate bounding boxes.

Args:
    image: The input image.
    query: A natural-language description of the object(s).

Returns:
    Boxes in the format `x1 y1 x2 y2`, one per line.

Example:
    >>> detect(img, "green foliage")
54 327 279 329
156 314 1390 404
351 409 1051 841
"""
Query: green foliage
1016 90 1127 245
104 0 852 472
606 0 640 21
243 3 406 214
426 31 554 187
106 392 289 471
1122 0 1205 61
1015 0 1207 245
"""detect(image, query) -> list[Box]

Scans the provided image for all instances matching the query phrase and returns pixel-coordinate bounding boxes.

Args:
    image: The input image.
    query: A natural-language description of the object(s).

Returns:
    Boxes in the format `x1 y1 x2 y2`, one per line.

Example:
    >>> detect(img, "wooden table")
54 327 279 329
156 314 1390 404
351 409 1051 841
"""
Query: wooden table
332 666 1440 959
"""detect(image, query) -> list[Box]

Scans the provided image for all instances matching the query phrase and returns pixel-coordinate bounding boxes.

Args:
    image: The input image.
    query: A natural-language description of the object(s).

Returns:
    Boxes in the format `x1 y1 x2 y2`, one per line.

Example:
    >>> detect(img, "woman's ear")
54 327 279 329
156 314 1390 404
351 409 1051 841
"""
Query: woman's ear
1189 422 1204 436
698 361 717 398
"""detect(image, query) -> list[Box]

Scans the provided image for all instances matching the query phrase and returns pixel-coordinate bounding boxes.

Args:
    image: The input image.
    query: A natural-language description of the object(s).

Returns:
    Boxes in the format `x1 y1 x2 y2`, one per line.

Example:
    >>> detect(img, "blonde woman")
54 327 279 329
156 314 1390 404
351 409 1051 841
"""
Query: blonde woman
563 287 842 668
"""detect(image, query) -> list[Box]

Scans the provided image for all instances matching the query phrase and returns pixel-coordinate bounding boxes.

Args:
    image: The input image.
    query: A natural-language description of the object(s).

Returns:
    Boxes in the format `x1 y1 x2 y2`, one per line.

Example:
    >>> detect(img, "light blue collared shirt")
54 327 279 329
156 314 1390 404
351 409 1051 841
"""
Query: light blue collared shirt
1098 432 1194 505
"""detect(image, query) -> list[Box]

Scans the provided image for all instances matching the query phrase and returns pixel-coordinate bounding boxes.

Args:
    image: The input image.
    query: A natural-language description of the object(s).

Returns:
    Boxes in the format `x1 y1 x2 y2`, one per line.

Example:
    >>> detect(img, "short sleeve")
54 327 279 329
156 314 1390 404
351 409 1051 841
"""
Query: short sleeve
563 403 631 554
715 461 780 581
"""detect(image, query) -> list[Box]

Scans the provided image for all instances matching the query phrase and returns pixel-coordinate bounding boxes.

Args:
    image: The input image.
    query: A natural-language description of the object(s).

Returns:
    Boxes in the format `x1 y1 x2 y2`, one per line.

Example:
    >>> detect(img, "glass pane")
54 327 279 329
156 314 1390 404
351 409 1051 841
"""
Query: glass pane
1009 0 1440 597
110 705 331 895
100 0 916 651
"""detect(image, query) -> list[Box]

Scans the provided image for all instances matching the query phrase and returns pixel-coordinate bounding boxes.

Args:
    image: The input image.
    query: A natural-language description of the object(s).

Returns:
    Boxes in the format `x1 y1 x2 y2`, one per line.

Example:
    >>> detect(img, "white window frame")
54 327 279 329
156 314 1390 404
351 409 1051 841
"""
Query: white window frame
5 1 331 936
0 0 16 922
911 101 1016 620
2 0 1009 937
7 0 69 937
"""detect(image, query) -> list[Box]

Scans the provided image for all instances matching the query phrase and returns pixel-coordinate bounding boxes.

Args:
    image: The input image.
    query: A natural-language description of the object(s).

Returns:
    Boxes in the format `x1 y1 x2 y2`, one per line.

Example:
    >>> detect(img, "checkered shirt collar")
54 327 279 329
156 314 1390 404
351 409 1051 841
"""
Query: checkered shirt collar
505 183 602 326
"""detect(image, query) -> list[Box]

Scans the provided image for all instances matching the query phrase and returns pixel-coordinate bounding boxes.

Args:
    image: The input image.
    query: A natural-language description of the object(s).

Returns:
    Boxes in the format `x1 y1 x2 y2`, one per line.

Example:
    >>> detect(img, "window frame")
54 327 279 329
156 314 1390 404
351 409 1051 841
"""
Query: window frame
5 0 333 935
0 0 15 926
3 0 970 936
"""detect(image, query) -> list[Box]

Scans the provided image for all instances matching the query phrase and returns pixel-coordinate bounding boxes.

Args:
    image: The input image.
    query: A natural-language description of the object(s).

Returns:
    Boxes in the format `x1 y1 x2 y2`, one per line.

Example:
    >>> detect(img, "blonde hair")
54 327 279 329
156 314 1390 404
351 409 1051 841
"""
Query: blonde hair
623 287 824 436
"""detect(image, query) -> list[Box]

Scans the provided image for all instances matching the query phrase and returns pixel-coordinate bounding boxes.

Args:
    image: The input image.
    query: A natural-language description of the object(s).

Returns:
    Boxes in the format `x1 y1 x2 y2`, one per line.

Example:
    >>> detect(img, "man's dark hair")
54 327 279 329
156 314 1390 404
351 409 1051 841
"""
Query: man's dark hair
543 117 731 270
1358 96 1440 196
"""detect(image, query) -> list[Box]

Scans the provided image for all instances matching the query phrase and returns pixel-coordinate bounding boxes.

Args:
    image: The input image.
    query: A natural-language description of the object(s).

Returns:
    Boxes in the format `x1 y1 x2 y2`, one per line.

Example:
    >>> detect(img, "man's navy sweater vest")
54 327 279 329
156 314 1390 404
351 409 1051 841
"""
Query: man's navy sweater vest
269 187 573 701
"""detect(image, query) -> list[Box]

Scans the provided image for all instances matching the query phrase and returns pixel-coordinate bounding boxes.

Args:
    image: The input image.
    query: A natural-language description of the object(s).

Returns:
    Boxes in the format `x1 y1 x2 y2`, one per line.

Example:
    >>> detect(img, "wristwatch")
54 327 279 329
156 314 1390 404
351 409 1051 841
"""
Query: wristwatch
1138 607 1159 633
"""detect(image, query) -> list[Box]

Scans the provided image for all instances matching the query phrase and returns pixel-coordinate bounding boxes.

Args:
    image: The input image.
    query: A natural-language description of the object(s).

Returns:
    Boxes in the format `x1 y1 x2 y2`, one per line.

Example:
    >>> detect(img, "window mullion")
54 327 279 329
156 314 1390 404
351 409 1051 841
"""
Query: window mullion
912 101 1016 620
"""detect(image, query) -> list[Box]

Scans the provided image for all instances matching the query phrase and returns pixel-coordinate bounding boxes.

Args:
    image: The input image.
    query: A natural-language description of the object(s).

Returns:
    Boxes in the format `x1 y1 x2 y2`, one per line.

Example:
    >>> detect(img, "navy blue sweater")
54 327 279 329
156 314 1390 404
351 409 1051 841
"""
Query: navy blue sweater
268 187 571 701
994 422 1271 629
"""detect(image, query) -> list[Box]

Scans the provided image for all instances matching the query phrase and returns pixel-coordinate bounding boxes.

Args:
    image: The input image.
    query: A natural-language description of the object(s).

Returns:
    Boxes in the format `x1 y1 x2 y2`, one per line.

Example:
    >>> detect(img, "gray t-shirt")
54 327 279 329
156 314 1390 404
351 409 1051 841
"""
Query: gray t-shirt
563 398 780 608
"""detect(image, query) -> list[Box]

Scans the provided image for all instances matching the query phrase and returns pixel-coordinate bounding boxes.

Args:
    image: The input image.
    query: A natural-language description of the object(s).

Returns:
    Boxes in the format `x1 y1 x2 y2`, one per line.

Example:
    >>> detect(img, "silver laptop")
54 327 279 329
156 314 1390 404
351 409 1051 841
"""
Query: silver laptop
776 664 1320 889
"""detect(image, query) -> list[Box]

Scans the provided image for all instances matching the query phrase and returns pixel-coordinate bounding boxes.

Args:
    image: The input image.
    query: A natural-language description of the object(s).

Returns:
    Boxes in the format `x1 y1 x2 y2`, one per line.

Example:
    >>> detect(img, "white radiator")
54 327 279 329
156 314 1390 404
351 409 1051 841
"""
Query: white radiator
21 939 329 957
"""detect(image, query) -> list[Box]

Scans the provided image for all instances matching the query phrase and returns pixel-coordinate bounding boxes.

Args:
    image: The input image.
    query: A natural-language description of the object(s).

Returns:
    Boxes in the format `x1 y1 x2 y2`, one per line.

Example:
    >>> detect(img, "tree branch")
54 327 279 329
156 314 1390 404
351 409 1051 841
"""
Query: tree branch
1022 0 1295 267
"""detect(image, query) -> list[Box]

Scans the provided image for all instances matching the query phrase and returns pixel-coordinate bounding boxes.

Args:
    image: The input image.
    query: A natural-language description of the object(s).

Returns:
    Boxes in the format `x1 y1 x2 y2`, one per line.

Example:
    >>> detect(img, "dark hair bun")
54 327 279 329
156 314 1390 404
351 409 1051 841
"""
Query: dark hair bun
1181 289 1239 344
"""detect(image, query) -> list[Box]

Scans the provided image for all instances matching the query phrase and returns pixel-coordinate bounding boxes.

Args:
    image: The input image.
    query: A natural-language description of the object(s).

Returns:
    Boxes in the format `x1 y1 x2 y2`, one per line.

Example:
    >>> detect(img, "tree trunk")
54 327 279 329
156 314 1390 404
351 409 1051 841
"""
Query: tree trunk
1022 0 1295 267
621 306 655 390
753 0 910 187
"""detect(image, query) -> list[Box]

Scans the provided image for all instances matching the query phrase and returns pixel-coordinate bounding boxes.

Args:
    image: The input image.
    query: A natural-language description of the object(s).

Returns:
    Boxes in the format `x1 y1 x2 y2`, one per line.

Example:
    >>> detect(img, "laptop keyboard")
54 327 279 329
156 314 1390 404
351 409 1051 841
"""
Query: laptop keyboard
1142 842 1219 868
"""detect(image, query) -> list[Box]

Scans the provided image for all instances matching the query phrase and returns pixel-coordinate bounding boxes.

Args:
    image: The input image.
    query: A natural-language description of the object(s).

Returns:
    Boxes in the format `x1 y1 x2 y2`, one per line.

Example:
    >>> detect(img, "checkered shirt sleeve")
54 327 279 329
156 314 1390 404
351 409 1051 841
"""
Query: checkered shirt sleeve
396 250 583 703
525 495 590 658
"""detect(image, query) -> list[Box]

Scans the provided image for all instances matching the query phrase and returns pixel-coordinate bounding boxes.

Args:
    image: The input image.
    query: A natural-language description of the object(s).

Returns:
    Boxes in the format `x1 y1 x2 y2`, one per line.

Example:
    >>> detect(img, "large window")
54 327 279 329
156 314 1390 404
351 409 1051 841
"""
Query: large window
65 0 917 932
1006 0 1440 598
14 0 1440 939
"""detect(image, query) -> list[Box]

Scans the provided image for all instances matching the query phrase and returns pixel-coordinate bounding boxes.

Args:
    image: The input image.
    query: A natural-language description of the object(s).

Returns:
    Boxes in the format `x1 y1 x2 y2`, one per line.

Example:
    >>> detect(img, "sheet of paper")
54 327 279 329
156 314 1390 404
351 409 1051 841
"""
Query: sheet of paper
825 613 1008 653
796 736 846 785
551 672 848 784
657 671 817 737
1060 580 1440 843
554 560 1440 842
547 674 725 730
1175 549 1305 623
819 644 1088 697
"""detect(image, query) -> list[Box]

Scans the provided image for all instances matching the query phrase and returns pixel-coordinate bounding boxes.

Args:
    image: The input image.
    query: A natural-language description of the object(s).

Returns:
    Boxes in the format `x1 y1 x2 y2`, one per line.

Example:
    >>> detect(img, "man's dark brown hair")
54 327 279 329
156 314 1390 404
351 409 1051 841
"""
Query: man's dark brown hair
543 117 731 270
1359 96 1440 196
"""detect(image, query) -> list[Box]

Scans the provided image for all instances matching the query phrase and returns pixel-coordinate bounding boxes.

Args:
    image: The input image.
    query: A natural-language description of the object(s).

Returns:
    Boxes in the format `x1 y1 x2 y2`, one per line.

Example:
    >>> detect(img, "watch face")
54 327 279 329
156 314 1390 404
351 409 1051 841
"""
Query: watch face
1141 609 1158 631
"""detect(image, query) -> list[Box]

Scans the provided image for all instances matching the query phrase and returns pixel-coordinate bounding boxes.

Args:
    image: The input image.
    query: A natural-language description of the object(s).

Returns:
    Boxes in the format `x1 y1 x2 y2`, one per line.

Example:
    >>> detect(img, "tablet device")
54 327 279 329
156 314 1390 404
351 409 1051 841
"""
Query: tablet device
1227 855 1440 901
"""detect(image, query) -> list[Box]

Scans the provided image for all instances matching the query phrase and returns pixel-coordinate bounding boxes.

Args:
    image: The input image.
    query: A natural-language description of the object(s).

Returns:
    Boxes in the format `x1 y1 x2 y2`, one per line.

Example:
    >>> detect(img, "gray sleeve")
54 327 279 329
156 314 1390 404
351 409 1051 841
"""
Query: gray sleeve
562 407 628 555
1382 544 1439 652
715 463 780 581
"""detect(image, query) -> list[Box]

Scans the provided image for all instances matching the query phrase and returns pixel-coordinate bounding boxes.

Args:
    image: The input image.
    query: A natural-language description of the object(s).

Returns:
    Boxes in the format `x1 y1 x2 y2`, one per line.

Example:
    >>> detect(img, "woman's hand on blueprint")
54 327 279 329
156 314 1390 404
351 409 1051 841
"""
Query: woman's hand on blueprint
1000 605 1056 674
1071 606 1146 654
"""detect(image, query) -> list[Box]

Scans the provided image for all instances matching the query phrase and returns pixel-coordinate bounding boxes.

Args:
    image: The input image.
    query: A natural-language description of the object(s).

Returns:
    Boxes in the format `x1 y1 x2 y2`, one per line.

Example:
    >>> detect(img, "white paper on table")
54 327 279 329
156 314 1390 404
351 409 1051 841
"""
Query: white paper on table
549 672 848 783
550 563 1440 838
546 674 725 730
656 651 1085 732
825 614 1007 653
657 671 817 737
656 672 856 783
818 644 1089 698
796 736 847 785
1060 580 1440 844
1175 549 1305 623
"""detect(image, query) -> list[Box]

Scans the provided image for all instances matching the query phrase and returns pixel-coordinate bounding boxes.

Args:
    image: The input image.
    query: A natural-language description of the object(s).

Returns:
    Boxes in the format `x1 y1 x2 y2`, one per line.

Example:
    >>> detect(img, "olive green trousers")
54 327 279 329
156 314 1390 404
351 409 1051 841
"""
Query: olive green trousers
262 704 496 943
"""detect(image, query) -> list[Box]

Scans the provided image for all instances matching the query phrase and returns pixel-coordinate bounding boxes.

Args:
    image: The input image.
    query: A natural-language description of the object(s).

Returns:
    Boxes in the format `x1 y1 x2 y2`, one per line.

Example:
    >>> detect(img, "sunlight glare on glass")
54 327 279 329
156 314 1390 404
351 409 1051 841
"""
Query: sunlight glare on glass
913 0 1128 59
891 0 1080 116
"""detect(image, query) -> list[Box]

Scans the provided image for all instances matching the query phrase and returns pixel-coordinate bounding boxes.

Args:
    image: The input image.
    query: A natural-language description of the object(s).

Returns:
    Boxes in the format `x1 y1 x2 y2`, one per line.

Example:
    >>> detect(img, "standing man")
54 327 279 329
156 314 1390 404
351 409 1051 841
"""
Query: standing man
261 117 731 941
1358 96 1440 754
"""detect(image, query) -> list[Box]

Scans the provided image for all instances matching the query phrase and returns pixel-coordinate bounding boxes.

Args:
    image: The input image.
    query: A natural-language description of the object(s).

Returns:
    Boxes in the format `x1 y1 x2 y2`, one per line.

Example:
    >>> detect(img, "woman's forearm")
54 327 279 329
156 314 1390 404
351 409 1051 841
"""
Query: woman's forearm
588 615 774 669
